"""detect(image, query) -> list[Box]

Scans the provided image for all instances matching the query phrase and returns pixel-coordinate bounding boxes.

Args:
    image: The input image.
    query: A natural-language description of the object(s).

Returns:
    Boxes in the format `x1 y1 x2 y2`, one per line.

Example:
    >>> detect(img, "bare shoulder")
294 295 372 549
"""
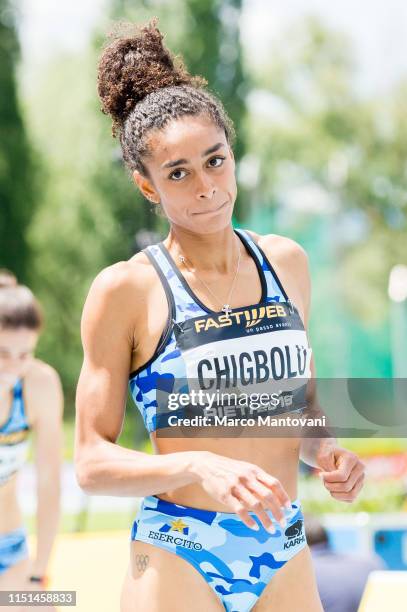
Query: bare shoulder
89 253 154 300
245 229 308 267
24 359 63 424
245 229 311 323
80 253 159 360
83 253 156 322
26 359 60 387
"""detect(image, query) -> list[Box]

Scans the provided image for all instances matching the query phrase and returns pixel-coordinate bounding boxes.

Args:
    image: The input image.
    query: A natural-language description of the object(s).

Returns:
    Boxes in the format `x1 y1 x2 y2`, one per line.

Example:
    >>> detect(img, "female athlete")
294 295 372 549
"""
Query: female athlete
75 20 365 612
0 270 63 597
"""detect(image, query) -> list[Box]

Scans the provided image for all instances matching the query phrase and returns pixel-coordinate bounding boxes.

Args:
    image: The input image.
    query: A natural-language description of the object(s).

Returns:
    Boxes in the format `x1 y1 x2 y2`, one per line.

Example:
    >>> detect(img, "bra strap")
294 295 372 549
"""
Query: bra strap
234 228 289 301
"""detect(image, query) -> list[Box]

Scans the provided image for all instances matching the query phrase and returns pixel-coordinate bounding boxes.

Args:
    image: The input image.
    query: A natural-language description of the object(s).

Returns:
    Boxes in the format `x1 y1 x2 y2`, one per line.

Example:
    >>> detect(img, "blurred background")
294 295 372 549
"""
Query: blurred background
1 0 407 608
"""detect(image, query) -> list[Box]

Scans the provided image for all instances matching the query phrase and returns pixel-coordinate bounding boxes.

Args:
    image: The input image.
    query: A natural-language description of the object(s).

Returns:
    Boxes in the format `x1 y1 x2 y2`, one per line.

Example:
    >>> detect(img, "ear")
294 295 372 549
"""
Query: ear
132 170 160 203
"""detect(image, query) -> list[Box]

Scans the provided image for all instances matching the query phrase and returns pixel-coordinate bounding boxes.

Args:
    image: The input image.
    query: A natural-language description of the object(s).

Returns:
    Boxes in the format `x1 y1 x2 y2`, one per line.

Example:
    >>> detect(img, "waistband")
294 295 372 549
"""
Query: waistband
138 495 302 527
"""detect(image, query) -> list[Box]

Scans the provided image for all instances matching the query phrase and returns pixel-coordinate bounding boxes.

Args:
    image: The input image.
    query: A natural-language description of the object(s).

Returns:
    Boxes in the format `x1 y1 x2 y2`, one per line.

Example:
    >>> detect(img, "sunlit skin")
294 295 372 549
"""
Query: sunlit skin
0 326 63 599
133 116 240 274
76 113 365 611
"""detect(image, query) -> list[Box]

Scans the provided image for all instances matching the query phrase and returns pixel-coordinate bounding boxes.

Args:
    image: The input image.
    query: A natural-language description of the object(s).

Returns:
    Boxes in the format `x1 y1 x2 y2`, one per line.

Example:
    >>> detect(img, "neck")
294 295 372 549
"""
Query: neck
165 225 240 274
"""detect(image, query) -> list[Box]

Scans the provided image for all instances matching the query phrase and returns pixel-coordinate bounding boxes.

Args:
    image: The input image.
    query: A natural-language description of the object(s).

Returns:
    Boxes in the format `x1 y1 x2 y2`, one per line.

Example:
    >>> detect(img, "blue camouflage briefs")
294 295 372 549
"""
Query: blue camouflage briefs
131 495 307 612
0 527 28 575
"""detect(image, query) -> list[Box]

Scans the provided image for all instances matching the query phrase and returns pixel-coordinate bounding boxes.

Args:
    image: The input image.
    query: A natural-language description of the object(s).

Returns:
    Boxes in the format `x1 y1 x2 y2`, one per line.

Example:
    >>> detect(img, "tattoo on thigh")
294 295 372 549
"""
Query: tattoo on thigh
134 554 149 573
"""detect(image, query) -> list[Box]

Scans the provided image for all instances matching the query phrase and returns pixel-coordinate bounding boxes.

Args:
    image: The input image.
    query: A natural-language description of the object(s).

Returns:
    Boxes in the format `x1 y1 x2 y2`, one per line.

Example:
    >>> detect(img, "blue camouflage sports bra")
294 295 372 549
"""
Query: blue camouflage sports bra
129 228 312 433
0 379 31 485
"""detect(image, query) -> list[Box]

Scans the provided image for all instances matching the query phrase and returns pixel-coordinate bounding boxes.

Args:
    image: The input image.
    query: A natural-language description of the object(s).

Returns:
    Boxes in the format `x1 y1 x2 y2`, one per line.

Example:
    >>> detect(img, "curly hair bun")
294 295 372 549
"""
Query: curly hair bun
97 17 207 135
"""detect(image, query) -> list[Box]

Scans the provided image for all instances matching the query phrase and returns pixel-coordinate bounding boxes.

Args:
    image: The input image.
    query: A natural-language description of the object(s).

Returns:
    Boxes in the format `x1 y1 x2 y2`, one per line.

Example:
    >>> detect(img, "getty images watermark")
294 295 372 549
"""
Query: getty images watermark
165 389 324 428
154 377 407 438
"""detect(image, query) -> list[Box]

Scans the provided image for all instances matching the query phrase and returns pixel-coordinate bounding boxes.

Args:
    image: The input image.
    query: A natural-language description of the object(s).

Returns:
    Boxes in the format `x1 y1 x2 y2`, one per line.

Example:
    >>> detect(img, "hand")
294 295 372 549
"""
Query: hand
193 451 292 532
316 443 365 502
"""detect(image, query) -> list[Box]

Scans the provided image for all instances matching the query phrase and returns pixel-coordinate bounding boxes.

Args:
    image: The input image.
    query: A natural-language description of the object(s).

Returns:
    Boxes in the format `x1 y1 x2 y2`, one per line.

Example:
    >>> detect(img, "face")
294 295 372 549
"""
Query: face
133 115 237 232
0 327 39 390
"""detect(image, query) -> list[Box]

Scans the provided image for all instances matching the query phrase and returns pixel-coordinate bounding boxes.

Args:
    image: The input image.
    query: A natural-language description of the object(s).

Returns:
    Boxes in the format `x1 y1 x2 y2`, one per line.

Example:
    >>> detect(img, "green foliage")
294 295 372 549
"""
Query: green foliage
339 437 407 455
23 40 164 408
247 18 406 310
300 474 406 514
243 16 406 375
0 1 39 281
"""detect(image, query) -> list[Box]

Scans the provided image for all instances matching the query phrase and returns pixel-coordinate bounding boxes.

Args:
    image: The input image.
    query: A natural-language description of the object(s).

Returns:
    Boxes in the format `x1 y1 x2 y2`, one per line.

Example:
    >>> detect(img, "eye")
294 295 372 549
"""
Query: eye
168 155 226 181
208 155 226 168
168 168 188 181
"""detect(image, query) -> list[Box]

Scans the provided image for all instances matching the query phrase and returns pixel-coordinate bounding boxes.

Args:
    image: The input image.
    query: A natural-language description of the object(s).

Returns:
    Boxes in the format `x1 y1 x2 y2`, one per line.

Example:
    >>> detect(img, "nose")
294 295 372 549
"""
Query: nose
196 173 216 200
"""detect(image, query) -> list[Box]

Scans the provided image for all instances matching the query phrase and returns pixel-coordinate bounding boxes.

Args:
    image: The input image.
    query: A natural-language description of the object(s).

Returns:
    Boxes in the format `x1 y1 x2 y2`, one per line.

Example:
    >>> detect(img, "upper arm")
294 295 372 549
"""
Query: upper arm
29 363 64 482
259 232 315 377
74 262 144 459
254 230 320 419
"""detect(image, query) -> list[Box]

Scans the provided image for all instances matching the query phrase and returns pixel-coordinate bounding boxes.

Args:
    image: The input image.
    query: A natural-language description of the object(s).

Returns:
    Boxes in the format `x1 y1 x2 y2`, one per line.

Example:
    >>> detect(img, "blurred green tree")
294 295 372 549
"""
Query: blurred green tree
243 16 406 375
25 46 155 411
0 0 39 281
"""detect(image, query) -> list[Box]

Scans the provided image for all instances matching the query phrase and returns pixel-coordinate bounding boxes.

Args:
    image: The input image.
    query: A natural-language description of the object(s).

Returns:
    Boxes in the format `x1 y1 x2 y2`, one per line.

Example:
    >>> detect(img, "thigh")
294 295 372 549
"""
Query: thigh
253 546 323 612
120 540 224 612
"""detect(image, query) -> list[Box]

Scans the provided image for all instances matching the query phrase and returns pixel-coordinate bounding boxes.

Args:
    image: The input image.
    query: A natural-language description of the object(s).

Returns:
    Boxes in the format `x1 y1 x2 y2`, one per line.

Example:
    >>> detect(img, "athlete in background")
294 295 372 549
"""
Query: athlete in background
0 270 63 601
75 20 365 612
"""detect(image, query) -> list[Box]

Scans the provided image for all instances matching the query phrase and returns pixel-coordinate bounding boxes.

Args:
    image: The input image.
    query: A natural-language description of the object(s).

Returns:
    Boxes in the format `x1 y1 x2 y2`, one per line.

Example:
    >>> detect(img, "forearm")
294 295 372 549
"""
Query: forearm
300 389 337 467
76 440 204 496
33 482 61 576
300 436 337 467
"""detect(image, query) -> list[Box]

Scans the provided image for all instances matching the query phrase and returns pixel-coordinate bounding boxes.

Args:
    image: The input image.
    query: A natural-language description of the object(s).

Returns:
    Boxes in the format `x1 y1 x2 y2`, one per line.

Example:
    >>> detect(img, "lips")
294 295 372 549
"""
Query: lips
192 201 228 215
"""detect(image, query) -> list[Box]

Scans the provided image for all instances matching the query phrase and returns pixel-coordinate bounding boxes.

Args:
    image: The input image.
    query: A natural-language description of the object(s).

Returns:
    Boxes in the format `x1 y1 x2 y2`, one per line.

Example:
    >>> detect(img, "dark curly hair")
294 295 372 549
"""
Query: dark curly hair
97 18 236 186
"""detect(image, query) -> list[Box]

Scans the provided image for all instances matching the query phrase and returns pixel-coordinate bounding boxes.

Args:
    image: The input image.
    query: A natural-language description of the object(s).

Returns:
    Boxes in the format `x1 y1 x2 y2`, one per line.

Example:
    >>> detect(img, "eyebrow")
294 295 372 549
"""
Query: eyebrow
161 142 225 169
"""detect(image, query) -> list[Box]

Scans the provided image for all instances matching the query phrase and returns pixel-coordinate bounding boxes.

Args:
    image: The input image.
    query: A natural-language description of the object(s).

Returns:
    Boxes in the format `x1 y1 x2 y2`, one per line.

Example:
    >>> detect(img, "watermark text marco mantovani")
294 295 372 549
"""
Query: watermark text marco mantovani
165 390 326 428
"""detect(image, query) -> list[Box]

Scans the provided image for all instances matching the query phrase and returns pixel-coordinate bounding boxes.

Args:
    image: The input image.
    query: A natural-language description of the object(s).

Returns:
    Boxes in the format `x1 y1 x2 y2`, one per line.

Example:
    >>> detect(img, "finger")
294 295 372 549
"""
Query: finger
232 485 277 532
245 478 287 527
318 450 337 472
319 455 359 483
331 473 365 502
226 494 260 530
322 463 365 493
256 471 291 510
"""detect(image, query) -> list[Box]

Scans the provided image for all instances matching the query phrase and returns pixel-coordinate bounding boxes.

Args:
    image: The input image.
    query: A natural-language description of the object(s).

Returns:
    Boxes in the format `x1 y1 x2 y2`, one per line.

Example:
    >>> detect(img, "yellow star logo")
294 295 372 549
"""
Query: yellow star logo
170 519 188 533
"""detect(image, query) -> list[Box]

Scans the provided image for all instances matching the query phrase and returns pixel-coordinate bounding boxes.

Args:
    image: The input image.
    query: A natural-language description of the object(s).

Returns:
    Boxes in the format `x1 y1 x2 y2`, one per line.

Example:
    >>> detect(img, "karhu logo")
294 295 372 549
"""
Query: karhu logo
285 519 303 538
284 519 306 549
